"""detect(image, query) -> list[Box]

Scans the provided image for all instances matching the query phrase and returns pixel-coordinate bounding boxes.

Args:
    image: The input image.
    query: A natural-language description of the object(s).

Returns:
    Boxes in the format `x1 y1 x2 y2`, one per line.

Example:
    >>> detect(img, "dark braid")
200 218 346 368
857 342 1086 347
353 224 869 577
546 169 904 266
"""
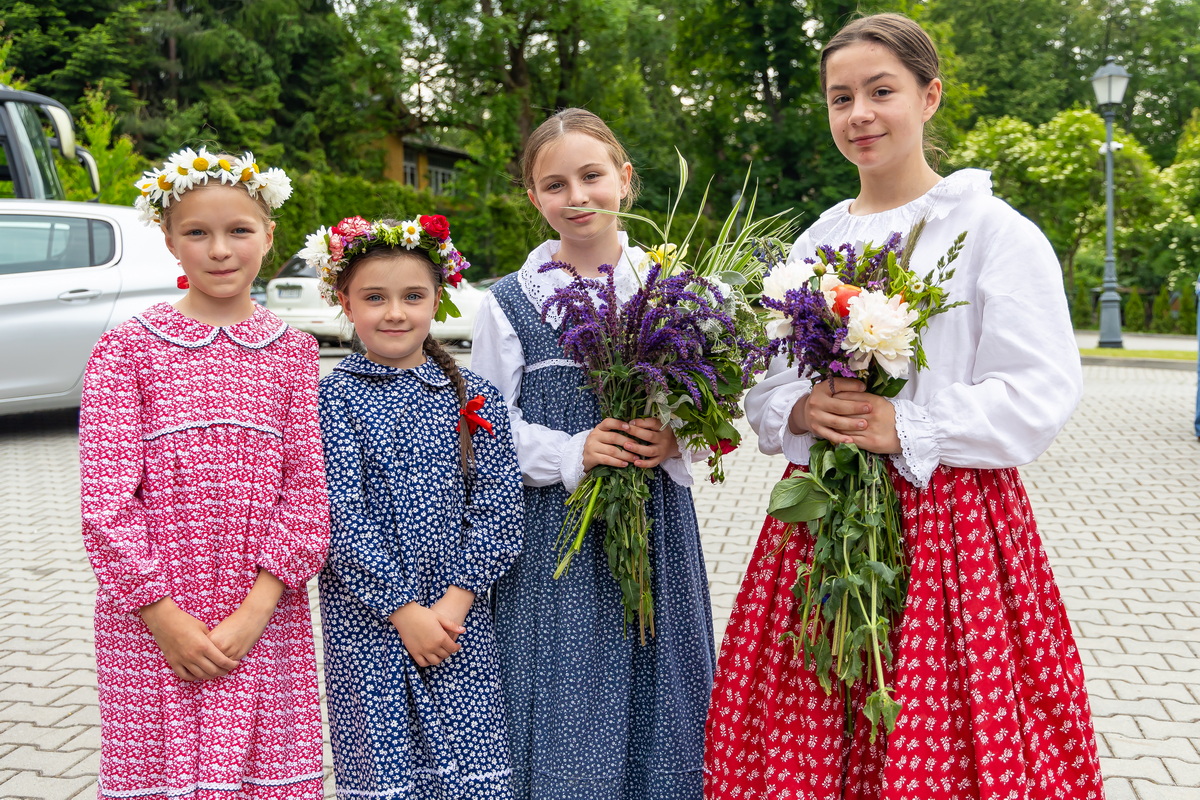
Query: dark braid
423 335 477 494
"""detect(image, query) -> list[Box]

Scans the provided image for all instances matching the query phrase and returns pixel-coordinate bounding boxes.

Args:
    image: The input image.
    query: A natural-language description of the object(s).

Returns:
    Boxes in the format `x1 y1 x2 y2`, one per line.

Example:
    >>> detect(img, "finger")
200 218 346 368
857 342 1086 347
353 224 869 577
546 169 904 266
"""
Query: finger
597 418 631 432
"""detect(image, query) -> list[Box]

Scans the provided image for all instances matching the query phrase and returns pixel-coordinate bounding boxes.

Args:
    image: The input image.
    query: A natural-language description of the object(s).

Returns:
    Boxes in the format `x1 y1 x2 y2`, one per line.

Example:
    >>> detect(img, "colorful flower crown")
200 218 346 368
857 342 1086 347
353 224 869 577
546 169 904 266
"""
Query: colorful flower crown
299 215 470 319
133 146 292 225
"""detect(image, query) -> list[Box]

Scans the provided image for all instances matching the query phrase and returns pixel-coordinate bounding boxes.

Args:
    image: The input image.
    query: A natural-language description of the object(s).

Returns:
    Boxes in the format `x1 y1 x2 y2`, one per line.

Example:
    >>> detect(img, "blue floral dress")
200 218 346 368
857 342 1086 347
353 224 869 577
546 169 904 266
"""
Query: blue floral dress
318 353 524 799
484 276 716 800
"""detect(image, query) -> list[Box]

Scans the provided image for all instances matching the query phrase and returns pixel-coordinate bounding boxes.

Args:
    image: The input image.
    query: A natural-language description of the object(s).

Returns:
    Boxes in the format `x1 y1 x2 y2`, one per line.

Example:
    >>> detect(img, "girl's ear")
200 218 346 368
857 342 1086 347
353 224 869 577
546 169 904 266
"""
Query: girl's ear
922 78 943 123
527 187 542 212
337 292 353 322
264 219 276 255
619 161 633 199
162 225 178 259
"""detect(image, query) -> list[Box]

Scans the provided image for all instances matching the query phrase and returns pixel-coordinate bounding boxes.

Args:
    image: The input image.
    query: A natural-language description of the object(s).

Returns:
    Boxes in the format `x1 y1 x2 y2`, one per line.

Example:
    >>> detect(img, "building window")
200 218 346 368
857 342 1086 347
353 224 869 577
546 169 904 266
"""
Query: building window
429 165 455 195
403 154 418 187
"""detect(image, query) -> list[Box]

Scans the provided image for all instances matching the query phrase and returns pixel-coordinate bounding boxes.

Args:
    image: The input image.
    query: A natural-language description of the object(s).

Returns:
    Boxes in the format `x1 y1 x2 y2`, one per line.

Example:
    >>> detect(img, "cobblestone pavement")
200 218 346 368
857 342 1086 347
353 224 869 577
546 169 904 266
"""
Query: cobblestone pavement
1 363 1197 799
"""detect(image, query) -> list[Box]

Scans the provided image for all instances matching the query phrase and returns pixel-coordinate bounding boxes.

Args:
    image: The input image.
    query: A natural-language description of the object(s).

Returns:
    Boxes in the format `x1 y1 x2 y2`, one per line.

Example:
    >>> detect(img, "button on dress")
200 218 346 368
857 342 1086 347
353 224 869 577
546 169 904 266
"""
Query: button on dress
79 302 330 800
318 354 524 799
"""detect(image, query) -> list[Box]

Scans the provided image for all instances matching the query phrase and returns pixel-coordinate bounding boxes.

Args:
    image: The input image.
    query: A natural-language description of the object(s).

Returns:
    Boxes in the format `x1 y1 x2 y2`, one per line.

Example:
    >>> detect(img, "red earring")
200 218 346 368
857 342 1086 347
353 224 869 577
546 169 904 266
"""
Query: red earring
176 261 189 290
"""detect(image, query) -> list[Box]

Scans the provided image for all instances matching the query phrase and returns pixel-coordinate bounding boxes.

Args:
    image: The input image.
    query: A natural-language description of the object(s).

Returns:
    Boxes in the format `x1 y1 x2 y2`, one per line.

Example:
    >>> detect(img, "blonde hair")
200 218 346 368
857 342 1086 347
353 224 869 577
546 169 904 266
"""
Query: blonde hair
520 108 640 210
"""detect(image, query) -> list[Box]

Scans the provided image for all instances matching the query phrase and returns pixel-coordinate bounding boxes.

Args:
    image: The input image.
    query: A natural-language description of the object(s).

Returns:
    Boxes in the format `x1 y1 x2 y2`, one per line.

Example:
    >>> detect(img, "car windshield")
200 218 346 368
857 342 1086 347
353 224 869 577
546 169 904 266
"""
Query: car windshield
274 257 316 279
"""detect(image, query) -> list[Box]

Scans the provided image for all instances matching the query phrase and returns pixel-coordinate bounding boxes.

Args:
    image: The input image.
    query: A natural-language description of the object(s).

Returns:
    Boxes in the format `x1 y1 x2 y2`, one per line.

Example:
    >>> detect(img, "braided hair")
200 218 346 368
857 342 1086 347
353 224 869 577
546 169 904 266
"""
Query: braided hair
334 237 477 490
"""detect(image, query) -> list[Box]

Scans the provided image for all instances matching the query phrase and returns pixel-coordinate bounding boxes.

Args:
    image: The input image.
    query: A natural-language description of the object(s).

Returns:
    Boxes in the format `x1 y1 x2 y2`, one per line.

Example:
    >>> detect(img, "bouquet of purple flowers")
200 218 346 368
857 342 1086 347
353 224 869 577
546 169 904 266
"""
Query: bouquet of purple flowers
760 219 966 741
542 156 792 642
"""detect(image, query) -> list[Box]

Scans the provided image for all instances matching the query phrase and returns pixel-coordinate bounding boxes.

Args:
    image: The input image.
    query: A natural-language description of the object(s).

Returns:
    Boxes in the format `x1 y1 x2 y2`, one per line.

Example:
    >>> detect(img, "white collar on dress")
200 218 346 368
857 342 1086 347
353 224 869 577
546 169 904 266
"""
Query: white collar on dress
804 169 993 247
515 232 646 329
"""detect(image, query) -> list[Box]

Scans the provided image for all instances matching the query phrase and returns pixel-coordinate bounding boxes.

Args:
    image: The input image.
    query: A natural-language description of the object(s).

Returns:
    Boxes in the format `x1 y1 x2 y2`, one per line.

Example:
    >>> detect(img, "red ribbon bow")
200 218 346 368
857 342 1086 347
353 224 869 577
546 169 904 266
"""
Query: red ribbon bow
457 394 494 436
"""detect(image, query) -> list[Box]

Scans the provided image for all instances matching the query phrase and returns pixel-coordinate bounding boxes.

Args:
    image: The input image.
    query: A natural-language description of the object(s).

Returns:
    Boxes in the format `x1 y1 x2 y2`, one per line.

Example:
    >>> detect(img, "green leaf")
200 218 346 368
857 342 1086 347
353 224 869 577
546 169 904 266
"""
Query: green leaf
767 477 830 523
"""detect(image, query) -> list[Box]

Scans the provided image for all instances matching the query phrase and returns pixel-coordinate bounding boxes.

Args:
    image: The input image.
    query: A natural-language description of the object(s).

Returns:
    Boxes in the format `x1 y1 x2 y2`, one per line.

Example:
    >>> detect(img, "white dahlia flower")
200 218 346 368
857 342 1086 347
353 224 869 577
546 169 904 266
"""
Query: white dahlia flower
840 290 918 379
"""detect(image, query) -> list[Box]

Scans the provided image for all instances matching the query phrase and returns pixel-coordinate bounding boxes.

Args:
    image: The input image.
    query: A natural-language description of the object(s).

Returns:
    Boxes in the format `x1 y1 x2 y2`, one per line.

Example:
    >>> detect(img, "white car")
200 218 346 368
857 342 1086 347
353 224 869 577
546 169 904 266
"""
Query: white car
266 255 486 347
0 199 183 416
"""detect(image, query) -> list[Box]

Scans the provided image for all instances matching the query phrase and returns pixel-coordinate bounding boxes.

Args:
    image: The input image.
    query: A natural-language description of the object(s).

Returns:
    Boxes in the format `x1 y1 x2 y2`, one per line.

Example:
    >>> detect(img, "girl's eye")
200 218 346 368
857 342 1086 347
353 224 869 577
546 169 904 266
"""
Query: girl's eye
232 226 252 234
545 181 563 192
406 292 424 302
185 229 205 237
829 94 849 106
875 88 892 97
365 293 384 302
584 172 601 181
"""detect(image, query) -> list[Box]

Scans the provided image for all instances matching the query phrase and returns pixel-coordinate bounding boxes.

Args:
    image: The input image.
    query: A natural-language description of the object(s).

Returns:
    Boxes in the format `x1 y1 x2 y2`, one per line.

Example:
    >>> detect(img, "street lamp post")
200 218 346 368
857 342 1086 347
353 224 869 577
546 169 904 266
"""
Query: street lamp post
1091 56 1131 349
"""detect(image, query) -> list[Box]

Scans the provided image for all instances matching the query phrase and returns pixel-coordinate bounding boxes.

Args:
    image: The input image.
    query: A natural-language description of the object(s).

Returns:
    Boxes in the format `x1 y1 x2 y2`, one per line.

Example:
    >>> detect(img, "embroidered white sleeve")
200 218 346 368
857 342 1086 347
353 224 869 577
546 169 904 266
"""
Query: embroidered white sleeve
890 398 940 489
560 430 589 493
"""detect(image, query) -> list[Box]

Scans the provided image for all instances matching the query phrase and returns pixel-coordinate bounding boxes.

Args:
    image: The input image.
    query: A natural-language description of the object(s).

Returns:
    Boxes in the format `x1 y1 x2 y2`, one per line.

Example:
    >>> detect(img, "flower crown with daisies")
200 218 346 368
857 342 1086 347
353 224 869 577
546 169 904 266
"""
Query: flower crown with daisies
299 215 470 320
133 146 293 226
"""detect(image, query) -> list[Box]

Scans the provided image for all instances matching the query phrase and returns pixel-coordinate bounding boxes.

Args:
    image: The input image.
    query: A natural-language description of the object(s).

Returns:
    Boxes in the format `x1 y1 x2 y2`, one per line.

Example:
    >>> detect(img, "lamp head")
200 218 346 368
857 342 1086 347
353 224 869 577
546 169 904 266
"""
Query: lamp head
1091 56 1131 107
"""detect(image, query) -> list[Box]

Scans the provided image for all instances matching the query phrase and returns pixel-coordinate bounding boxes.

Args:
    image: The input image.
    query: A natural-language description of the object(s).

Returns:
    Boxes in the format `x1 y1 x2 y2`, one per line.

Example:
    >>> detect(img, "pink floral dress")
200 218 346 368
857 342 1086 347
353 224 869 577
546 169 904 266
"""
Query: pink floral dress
79 302 330 800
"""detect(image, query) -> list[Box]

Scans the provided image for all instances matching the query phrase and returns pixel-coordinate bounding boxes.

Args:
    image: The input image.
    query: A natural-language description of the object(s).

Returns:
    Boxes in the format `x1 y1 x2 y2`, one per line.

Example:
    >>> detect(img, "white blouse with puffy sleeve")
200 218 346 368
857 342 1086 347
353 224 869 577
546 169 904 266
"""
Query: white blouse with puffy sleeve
746 169 1083 488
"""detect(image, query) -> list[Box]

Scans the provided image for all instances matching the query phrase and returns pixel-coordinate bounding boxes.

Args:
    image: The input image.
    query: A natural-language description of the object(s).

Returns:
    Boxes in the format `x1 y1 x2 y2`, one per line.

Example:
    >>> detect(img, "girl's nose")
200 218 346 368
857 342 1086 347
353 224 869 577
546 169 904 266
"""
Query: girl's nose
209 236 232 260
569 182 589 207
848 96 874 125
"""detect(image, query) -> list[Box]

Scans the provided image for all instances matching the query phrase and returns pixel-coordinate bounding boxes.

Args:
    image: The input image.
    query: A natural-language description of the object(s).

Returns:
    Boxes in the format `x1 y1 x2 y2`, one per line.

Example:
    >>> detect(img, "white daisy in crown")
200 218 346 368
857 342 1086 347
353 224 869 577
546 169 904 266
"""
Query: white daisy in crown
132 146 291 225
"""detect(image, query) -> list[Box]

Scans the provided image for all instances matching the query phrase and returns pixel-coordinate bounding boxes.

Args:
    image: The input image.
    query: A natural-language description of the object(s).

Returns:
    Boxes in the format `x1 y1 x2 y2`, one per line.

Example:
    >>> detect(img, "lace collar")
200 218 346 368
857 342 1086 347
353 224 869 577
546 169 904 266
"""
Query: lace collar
515 233 646 329
134 302 289 349
332 352 450 387
804 169 993 246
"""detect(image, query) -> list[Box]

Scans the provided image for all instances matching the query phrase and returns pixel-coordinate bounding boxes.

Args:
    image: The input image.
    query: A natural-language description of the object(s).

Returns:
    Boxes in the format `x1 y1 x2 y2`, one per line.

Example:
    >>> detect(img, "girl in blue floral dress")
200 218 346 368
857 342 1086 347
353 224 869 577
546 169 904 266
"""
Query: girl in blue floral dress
307 214 524 799
472 108 715 800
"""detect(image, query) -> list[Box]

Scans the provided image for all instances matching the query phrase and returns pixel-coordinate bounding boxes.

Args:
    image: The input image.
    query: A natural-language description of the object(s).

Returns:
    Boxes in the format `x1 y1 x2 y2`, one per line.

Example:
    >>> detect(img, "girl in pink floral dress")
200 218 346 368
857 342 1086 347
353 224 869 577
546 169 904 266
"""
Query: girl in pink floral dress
79 148 329 800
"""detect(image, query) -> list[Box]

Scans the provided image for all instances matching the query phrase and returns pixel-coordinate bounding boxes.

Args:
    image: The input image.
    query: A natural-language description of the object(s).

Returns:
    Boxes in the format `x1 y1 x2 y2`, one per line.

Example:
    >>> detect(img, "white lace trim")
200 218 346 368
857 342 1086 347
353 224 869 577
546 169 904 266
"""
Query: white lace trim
143 419 284 441
133 311 288 350
516 234 645 329
804 169 992 249
891 399 936 489
525 358 581 374
334 768 512 797
224 322 288 349
100 771 324 797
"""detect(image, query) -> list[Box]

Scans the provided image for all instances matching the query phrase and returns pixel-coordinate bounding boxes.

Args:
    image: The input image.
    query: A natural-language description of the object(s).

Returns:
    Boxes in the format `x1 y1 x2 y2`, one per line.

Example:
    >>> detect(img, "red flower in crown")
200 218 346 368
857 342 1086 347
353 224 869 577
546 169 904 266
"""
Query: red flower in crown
333 216 373 239
420 214 450 241
447 271 464 287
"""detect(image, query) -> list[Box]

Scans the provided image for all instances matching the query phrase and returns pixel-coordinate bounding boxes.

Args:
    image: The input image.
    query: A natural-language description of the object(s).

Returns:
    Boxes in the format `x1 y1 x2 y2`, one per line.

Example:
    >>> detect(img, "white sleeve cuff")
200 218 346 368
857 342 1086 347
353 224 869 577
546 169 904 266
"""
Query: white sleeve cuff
560 430 589 493
890 398 940 489
660 452 695 487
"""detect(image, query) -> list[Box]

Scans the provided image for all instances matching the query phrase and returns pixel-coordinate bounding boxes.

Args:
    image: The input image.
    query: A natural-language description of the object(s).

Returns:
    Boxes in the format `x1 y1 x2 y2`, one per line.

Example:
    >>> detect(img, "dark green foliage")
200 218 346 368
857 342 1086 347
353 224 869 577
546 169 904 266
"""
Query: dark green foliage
1123 288 1146 332
1149 284 1174 334
1070 278 1094 330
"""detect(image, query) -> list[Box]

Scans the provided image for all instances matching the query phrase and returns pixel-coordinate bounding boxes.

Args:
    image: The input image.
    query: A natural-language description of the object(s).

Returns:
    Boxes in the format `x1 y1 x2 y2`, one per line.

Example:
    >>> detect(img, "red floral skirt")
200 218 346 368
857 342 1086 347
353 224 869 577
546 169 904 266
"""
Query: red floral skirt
704 464 1103 800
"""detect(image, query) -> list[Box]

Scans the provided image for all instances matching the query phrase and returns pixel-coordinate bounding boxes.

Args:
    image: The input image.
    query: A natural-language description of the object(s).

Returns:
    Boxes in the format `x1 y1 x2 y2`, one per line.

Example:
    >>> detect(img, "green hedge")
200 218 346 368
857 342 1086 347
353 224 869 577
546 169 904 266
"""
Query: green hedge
268 172 727 281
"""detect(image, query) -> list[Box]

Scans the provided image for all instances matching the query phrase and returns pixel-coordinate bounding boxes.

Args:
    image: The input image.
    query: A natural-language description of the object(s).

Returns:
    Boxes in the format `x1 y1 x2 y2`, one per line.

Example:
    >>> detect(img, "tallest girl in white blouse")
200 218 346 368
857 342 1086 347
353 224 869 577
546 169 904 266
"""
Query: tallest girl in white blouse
704 13 1104 800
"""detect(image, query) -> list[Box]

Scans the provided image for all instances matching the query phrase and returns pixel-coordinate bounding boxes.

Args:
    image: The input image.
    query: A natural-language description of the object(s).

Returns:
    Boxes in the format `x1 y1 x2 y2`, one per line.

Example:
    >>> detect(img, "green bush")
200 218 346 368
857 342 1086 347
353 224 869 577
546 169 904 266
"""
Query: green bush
1070 279 1094 329
1123 288 1147 332
1180 282 1198 336
1149 284 1175 333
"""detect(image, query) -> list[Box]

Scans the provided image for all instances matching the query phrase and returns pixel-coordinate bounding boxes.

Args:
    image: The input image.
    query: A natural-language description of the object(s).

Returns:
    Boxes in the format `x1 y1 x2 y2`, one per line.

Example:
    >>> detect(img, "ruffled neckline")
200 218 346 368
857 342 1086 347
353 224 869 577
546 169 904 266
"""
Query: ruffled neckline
333 352 450 387
516 233 646 329
805 169 992 245
134 302 289 349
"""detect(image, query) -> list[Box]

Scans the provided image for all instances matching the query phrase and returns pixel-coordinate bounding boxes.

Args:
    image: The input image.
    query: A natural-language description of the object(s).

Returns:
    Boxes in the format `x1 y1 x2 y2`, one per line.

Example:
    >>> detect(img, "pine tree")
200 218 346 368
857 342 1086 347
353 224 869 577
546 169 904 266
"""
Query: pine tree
1123 289 1147 332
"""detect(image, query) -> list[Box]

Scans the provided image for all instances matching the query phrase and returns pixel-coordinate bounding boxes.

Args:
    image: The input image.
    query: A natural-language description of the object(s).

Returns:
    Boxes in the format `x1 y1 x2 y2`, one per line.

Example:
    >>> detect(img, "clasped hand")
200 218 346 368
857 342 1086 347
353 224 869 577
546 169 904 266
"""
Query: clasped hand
789 377 901 455
583 417 681 472
389 586 475 668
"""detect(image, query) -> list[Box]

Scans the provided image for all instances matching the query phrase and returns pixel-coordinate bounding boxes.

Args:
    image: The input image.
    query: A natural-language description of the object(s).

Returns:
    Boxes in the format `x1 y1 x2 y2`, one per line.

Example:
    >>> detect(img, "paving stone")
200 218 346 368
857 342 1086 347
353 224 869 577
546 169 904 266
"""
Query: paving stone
1130 780 1200 800
0 772 93 800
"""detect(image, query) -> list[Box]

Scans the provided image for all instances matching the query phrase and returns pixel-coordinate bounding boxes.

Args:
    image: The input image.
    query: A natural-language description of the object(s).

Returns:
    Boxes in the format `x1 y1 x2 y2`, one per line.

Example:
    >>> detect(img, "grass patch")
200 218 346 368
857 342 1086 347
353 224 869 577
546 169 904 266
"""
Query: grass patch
1079 348 1196 361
